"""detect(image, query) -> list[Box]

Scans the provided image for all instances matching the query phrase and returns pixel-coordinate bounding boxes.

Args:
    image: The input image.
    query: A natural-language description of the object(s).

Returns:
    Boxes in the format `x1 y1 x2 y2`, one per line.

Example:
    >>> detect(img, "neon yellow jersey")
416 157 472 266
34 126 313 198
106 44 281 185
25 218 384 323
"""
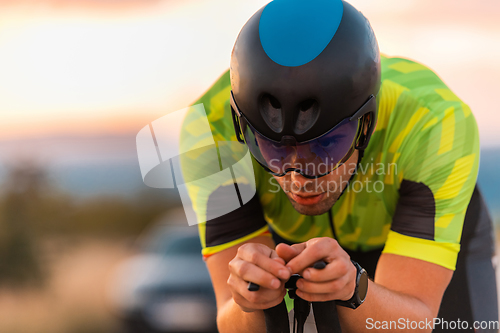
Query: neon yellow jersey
180 55 479 271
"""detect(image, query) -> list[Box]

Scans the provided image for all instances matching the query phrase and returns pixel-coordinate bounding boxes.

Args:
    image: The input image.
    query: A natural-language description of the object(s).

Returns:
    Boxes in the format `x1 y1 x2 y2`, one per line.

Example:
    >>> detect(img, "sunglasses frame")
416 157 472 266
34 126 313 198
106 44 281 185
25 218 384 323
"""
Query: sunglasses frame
230 92 376 179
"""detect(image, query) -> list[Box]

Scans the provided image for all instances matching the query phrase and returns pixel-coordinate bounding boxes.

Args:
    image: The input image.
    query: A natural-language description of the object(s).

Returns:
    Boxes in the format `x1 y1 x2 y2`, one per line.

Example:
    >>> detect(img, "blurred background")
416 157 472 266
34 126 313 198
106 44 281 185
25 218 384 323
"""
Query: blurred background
0 0 499 332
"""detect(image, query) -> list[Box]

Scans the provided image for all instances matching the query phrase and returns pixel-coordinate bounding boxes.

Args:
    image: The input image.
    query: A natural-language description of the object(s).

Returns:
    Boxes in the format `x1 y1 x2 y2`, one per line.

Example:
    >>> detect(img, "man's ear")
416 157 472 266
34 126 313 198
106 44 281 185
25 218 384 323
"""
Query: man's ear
363 113 372 136
355 113 372 149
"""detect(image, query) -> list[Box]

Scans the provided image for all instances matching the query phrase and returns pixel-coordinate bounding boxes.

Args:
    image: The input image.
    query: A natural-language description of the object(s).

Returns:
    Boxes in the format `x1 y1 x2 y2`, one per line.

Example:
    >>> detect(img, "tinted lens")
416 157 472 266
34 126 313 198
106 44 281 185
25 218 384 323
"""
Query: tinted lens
240 117 359 177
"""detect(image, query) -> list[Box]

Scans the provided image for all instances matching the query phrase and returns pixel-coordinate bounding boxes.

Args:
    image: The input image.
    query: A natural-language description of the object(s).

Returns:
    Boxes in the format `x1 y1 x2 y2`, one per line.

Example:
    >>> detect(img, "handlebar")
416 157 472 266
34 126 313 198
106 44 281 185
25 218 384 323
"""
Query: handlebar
249 260 342 333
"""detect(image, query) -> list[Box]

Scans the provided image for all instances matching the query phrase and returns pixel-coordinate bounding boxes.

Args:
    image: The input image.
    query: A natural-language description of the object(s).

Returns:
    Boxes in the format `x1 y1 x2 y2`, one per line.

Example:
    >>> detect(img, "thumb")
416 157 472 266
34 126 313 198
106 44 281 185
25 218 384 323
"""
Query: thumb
270 250 286 266
275 242 305 263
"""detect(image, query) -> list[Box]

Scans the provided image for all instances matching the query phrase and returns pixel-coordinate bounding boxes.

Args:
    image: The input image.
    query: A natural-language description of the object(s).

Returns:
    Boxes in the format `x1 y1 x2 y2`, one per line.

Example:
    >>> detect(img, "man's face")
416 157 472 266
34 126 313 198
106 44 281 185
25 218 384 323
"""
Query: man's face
271 150 359 216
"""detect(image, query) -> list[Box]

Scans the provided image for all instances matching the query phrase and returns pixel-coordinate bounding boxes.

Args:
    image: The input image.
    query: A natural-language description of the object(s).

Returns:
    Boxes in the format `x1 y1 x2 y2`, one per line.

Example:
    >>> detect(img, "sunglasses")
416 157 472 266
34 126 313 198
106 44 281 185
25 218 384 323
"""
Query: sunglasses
231 92 376 179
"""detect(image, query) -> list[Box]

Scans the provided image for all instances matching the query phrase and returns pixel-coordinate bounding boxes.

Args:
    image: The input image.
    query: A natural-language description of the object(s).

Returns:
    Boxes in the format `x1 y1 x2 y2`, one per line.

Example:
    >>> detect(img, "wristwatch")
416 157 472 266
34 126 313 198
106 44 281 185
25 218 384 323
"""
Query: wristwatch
335 260 368 309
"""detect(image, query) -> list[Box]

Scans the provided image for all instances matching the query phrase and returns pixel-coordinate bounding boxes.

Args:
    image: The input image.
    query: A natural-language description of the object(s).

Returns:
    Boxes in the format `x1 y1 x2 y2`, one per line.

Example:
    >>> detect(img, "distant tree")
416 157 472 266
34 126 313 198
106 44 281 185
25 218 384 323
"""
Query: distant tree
0 161 47 287
0 159 181 287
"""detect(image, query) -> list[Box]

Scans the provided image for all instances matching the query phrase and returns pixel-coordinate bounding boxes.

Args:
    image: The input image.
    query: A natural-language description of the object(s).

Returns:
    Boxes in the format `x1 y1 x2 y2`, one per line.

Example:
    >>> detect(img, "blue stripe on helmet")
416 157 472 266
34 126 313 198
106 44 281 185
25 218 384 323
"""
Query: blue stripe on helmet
259 0 344 67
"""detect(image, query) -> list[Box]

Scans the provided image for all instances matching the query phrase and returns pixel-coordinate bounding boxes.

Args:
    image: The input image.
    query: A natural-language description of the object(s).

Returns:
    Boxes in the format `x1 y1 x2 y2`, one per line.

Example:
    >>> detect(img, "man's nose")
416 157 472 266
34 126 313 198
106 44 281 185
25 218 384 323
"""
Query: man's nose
286 146 310 168
290 171 314 191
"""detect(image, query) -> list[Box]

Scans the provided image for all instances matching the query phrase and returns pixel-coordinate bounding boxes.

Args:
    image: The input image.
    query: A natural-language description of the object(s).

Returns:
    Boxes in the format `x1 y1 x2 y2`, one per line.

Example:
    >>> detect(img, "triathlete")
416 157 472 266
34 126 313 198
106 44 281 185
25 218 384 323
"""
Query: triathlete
180 0 498 332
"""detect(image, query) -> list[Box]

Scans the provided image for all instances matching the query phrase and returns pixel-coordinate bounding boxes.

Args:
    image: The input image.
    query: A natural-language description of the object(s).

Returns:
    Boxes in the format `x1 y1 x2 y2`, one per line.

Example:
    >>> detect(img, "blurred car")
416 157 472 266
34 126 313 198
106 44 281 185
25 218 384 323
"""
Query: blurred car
109 221 218 333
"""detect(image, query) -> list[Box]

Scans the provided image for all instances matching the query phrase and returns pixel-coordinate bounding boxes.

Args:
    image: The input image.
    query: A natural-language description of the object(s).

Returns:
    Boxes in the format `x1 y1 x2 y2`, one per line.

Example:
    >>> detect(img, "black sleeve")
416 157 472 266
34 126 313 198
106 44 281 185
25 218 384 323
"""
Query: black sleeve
204 185 267 247
391 179 435 240
392 179 494 256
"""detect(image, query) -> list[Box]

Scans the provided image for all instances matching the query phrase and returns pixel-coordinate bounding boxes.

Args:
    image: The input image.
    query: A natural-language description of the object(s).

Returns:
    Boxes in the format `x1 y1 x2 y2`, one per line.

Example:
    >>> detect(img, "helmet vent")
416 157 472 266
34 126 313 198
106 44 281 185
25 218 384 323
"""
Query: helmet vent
295 99 319 135
260 94 283 133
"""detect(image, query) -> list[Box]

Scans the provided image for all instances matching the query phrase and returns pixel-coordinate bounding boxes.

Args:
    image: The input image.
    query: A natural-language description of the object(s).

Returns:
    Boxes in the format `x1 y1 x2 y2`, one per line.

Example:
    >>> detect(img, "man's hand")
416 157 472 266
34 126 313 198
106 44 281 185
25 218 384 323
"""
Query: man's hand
227 243 291 312
276 237 357 302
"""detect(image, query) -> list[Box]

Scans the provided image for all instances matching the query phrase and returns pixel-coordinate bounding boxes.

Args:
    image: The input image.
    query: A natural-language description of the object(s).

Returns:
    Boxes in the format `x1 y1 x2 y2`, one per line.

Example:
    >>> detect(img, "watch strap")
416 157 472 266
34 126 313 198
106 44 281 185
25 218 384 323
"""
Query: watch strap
335 260 368 309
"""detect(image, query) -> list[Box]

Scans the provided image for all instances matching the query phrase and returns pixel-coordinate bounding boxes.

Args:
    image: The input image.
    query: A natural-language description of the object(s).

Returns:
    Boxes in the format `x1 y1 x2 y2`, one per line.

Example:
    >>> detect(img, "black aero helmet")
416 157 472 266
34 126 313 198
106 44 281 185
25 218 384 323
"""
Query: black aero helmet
230 0 381 178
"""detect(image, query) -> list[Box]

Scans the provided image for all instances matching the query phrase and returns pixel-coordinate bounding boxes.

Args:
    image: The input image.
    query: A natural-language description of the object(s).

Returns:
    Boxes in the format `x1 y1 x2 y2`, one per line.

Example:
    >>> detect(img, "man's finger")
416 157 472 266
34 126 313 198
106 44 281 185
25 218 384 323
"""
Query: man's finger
270 249 286 266
231 277 287 309
296 275 351 297
286 238 340 273
301 259 351 282
242 281 288 305
295 289 337 303
238 249 290 281
275 242 305 263
230 259 282 290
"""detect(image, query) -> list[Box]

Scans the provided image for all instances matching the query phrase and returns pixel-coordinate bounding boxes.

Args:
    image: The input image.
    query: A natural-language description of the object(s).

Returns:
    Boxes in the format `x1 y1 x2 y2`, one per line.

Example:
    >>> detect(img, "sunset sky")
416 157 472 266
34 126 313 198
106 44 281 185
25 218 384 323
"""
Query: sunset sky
0 0 499 146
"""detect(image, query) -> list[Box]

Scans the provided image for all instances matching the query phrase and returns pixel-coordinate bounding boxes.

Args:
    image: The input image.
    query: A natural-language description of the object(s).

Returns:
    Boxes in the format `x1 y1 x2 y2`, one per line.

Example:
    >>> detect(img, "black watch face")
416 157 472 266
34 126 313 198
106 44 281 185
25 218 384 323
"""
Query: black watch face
358 270 369 302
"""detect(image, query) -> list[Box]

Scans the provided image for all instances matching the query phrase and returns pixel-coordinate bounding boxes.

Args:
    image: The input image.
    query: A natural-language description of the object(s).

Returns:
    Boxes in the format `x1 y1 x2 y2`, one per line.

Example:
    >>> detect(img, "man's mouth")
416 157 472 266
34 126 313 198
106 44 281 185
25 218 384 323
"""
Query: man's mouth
290 192 325 206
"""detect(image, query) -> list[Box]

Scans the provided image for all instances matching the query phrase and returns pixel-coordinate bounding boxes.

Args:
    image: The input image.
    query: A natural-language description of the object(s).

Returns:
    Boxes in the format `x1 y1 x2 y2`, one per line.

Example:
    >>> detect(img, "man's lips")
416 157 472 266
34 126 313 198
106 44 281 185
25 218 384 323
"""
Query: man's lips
290 192 325 206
